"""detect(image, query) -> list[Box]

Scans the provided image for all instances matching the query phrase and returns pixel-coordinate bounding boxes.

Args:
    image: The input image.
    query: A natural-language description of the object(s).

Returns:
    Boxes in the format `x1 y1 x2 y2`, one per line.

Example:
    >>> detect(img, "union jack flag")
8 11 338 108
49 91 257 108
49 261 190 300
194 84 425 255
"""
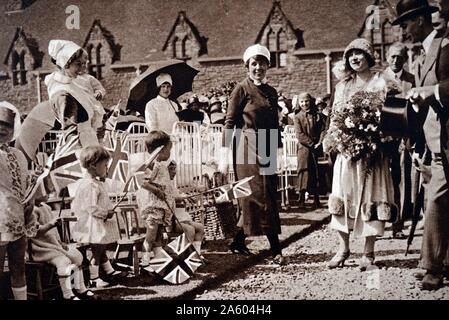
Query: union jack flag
231 176 253 198
144 233 203 284
103 131 129 184
23 131 82 203
212 176 253 203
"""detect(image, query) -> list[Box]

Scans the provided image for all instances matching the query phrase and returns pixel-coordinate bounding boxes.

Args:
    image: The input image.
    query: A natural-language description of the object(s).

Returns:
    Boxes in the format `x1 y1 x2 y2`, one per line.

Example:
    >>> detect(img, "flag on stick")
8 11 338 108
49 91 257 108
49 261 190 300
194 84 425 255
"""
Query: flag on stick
184 176 254 204
113 145 164 209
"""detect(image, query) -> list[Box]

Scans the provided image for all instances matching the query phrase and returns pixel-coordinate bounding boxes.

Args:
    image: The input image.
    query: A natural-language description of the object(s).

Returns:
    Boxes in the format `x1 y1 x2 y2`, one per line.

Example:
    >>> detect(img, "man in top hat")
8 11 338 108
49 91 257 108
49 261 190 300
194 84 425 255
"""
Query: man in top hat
393 0 449 290
381 42 416 239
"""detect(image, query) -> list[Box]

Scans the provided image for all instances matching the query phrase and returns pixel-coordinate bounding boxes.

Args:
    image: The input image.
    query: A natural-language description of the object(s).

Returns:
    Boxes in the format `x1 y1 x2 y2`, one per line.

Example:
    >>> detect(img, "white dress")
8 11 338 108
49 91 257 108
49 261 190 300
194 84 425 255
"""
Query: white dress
71 175 119 244
328 73 396 238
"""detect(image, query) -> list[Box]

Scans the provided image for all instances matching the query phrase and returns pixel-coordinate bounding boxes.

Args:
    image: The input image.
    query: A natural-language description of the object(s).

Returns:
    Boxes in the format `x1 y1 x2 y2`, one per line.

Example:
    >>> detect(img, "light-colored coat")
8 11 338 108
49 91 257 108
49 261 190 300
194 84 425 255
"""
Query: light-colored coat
328 73 396 238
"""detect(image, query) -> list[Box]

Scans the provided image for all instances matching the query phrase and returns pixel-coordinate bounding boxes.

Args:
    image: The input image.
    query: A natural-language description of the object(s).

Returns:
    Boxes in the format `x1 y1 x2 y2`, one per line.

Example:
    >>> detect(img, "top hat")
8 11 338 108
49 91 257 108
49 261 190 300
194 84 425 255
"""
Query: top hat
0 107 15 128
392 0 438 25
380 96 414 138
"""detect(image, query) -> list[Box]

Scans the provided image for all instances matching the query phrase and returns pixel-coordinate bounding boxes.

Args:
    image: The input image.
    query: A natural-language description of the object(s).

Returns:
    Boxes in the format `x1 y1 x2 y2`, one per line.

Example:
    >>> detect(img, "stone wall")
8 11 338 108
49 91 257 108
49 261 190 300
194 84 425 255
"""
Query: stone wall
0 73 41 114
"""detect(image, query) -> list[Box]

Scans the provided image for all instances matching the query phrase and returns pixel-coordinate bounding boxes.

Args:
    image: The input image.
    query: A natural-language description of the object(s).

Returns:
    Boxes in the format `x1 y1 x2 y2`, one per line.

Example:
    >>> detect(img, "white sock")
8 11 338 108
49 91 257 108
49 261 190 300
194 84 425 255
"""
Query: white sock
74 267 88 293
193 241 202 254
152 246 163 256
11 285 27 300
101 261 115 275
58 276 75 299
89 264 100 280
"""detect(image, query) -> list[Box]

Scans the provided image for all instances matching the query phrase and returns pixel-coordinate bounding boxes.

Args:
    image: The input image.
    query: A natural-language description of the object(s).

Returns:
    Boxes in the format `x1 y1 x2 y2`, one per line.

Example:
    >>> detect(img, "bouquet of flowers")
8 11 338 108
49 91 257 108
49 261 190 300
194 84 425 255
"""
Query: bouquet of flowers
323 90 391 168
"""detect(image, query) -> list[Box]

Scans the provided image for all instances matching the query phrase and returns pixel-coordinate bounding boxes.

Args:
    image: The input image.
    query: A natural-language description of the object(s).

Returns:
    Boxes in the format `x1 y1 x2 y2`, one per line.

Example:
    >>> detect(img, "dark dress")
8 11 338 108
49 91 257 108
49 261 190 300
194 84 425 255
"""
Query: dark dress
223 77 282 236
293 109 326 193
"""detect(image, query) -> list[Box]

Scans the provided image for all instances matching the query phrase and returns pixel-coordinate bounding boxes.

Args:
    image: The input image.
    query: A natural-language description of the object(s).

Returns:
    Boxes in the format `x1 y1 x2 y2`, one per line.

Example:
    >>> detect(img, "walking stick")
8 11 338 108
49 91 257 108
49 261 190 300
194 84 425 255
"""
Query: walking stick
405 168 424 256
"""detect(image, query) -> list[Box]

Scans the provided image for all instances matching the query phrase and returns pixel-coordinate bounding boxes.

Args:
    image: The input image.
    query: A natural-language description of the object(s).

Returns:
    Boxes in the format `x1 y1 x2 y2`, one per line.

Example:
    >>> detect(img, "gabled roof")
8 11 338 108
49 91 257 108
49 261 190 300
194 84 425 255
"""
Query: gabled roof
0 0 377 72
3 26 43 68
162 11 208 56
82 19 121 64
255 1 304 49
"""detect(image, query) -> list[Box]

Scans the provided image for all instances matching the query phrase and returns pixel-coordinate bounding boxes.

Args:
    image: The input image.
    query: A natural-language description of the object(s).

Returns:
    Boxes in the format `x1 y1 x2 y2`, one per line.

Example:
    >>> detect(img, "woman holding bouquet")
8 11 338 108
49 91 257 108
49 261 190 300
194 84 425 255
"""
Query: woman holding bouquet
325 38 396 270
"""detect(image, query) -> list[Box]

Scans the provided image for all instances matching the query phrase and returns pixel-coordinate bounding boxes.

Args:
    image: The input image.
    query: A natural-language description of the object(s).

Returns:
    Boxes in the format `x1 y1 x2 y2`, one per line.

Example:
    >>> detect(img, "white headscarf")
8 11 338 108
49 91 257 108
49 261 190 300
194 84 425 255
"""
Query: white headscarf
48 40 82 69
0 101 21 141
156 73 173 87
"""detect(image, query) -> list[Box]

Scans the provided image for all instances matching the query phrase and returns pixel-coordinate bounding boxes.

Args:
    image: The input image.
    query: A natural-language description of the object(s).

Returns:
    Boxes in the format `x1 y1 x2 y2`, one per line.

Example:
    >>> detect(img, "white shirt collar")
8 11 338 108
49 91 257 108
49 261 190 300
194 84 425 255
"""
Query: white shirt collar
249 75 267 86
422 29 437 55
385 67 403 79
156 95 169 101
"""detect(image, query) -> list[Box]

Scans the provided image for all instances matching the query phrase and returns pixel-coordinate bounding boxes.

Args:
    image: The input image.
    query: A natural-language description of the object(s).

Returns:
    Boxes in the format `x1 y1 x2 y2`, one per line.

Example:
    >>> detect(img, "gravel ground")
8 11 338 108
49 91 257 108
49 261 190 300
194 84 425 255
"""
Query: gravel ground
196 221 449 300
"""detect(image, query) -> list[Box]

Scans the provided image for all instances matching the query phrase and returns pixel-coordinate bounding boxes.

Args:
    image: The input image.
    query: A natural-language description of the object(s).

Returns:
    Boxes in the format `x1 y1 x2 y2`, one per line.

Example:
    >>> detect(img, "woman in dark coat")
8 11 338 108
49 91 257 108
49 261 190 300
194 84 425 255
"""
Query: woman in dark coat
292 92 326 208
218 44 284 265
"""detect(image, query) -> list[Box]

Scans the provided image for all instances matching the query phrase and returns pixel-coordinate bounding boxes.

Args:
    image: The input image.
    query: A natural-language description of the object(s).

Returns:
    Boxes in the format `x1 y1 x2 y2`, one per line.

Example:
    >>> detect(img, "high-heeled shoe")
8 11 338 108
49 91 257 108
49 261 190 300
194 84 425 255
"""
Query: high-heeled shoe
327 250 350 269
359 252 375 271
229 242 252 255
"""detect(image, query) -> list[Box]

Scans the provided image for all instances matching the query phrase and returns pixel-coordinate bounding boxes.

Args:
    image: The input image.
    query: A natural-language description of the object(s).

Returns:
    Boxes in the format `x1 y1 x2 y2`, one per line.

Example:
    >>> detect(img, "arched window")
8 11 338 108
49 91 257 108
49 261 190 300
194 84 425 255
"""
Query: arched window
88 43 105 80
19 51 27 85
11 50 27 86
267 28 287 69
182 36 191 59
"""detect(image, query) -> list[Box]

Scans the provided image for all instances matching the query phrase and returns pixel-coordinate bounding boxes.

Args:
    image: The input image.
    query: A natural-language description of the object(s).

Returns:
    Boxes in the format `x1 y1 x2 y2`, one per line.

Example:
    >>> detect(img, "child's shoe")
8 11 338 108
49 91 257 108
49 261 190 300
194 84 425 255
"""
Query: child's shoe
102 270 128 285
89 277 109 288
74 289 100 300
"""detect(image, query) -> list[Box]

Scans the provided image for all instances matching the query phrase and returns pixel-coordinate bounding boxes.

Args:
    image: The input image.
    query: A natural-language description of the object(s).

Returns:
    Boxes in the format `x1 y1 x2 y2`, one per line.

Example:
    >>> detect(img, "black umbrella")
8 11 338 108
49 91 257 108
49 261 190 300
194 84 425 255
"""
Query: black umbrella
126 59 199 115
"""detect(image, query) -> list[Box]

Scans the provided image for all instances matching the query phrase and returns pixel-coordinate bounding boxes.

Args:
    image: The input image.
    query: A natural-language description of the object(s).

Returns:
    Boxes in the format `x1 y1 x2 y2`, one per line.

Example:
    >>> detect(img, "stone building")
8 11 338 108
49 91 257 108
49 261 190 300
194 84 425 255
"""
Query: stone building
0 0 407 115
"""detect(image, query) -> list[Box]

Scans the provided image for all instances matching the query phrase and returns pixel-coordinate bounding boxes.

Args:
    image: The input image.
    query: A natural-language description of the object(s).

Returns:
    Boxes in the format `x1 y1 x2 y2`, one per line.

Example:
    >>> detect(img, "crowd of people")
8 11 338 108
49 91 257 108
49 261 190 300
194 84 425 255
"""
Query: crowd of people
1 0 449 300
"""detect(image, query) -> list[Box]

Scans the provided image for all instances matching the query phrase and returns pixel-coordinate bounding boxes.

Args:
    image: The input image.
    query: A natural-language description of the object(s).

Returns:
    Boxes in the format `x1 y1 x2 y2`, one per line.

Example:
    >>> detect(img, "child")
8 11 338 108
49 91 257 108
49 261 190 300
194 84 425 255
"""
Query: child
45 39 106 146
74 50 106 102
292 92 326 208
136 131 176 266
0 101 34 300
71 145 123 288
29 196 97 300
168 162 206 261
